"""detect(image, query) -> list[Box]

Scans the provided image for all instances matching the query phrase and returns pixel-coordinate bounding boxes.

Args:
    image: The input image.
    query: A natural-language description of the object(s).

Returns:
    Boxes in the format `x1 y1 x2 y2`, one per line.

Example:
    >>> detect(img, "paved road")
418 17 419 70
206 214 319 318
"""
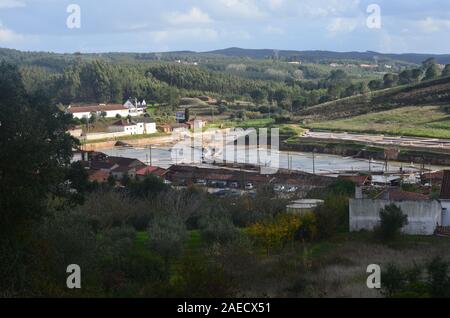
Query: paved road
303 131 450 151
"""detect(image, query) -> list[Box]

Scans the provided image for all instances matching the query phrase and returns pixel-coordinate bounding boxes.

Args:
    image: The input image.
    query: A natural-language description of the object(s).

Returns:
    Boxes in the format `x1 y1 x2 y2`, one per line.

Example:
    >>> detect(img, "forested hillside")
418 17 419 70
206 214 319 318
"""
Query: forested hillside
0 48 383 109
2 47 449 116
300 76 450 121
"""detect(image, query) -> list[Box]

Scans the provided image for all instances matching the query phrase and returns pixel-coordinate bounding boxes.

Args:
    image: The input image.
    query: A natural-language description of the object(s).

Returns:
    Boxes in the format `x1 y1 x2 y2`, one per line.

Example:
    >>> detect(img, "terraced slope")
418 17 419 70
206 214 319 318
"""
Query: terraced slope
300 76 450 121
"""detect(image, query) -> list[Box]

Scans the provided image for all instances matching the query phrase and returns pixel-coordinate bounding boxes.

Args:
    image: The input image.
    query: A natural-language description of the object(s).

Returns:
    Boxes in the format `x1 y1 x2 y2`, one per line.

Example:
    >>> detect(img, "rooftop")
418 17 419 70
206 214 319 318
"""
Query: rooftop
136 166 167 177
338 175 370 186
376 188 429 201
67 104 126 114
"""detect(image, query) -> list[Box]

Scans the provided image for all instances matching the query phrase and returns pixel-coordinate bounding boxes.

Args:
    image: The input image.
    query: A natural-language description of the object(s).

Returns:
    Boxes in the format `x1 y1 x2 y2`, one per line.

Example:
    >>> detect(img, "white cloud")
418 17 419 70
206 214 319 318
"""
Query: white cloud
267 0 284 10
264 25 284 35
0 21 23 43
296 0 360 18
150 28 219 44
166 7 213 25
327 17 359 34
213 0 266 19
417 17 450 33
0 0 25 9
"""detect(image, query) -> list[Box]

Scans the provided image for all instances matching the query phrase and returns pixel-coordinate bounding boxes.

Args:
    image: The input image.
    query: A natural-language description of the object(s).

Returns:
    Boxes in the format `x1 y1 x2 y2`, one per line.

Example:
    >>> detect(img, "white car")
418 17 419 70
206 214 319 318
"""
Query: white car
286 186 298 193
245 183 254 190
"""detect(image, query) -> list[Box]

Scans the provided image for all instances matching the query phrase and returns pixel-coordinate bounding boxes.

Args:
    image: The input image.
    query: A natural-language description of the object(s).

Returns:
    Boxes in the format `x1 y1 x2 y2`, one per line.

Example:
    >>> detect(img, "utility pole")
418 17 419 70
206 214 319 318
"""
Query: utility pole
149 145 153 166
312 149 316 175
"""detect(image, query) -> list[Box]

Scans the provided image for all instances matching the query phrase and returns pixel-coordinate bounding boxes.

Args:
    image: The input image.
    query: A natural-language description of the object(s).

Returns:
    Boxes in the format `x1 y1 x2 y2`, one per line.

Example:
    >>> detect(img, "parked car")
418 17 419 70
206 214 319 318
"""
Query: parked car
230 182 240 189
245 182 254 190
274 185 285 192
286 186 298 193
195 179 207 186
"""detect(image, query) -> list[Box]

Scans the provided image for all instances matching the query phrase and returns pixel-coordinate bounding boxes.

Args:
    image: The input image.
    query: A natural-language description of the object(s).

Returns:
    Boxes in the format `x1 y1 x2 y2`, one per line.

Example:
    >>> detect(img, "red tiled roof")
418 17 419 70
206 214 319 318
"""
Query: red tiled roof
338 175 369 186
88 170 109 183
377 188 429 201
106 156 145 168
68 104 127 114
440 171 450 200
136 166 167 177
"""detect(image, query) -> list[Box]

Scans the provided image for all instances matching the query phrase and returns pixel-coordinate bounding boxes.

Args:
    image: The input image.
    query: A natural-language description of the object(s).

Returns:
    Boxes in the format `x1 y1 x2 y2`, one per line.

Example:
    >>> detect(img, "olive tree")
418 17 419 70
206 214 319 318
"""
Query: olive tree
148 214 187 274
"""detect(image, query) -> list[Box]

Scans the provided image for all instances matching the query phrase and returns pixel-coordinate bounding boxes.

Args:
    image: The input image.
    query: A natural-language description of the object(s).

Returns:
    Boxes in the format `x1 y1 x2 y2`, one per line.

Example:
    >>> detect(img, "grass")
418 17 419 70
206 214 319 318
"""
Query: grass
135 228 450 297
80 132 169 145
308 106 450 139
206 117 275 130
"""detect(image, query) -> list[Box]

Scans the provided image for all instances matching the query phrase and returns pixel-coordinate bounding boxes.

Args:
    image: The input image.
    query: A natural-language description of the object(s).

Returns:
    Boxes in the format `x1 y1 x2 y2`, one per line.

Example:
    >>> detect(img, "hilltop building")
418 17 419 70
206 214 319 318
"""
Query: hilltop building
68 99 146 119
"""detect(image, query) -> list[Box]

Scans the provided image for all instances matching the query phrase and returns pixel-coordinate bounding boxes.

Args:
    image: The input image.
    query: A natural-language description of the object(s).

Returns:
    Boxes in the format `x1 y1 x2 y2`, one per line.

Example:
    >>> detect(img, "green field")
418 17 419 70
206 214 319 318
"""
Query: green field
308 106 450 138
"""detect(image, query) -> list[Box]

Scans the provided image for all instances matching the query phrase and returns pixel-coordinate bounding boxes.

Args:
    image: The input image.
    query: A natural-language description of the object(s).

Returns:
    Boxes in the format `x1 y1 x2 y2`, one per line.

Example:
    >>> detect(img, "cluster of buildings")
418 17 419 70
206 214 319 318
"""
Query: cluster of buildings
74 150 334 195
76 151 167 183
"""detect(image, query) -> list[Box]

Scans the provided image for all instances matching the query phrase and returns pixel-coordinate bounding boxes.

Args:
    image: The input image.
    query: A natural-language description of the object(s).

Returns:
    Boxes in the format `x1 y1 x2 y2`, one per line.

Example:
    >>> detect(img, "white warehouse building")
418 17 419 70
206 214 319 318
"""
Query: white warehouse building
67 100 146 119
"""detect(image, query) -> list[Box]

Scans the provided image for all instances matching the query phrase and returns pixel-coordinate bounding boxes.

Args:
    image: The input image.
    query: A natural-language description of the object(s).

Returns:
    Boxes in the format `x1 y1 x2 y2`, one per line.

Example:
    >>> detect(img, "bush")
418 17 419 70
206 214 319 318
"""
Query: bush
381 263 407 297
314 195 349 240
374 204 408 242
427 257 450 298
127 175 169 199
381 258 450 298
199 213 240 245
172 254 237 298
148 214 187 273
248 213 302 255
76 190 152 231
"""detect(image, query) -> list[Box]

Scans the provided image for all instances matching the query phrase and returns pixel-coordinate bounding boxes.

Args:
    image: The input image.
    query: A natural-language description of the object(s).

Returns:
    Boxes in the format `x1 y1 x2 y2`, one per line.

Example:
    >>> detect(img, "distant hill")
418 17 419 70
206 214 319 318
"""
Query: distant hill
3 46 450 66
300 76 450 121
206 48 450 65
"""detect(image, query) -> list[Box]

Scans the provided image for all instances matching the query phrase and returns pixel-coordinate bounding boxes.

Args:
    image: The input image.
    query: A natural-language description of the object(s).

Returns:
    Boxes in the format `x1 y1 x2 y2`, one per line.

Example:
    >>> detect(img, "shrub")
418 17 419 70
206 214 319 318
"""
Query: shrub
148 214 187 273
199 213 240 245
173 254 237 298
248 213 302 255
374 204 408 242
314 194 349 240
427 257 450 298
381 263 407 297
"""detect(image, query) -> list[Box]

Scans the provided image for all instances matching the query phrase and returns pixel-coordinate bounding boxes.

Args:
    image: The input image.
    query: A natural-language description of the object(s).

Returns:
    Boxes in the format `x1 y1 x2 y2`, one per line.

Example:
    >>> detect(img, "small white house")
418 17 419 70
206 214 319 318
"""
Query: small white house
108 119 157 136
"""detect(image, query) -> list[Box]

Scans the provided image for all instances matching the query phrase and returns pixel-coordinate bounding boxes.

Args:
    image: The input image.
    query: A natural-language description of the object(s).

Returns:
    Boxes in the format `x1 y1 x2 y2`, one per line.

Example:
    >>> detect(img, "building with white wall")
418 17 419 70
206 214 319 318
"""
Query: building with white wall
67 103 145 119
350 174 450 236
108 119 157 136
350 198 442 236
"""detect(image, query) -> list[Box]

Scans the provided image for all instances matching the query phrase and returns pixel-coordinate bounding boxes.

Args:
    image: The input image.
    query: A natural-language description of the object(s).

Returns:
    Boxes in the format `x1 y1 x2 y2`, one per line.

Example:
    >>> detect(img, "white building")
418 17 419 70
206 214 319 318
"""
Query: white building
108 119 157 136
350 176 450 236
67 102 145 120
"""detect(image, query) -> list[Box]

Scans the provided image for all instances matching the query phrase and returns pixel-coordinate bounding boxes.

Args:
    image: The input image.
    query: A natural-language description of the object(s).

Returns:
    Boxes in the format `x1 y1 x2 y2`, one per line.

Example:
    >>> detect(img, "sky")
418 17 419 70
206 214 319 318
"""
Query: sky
0 0 450 54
